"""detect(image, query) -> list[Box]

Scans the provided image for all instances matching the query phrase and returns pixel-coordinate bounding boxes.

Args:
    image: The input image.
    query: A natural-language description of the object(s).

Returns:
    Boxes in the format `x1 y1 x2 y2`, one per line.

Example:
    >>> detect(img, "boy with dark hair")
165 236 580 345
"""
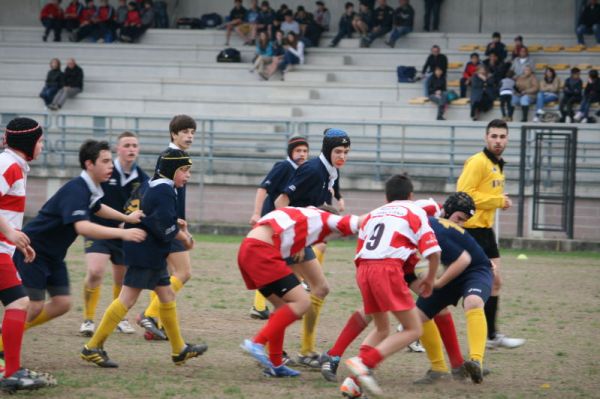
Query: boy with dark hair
137 114 196 340
329 2 355 47
460 52 481 98
485 32 507 62
96 0 116 42
81 148 207 367
421 44 448 95
64 0 83 33
255 0 275 38
40 0 64 42
574 69 600 123
342 174 441 396
225 0 248 46
560 67 583 123
385 0 414 48
75 0 98 42
360 0 393 48
80 132 149 337
248 136 309 320
0 118 54 393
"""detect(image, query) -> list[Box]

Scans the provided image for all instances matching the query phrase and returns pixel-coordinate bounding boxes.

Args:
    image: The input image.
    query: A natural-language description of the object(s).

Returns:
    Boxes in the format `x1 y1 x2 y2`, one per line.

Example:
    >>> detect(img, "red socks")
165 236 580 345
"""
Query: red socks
253 305 299 367
359 345 383 369
434 312 464 369
2 309 27 378
329 311 369 357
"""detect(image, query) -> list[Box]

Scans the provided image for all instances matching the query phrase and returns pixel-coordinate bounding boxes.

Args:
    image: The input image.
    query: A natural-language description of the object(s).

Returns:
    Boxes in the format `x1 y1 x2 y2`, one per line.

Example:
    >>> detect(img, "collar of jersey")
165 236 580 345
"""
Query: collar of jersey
149 178 175 191
114 158 139 186
482 147 505 172
318 153 338 182
3 149 30 173
80 170 104 207
168 142 182 150
286 157 299 170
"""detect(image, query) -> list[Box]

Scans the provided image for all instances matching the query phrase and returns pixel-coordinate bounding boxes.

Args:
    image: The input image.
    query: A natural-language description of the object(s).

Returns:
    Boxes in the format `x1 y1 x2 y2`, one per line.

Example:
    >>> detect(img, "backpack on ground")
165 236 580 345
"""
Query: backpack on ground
176 17 204 29
201 13 223 28
397 66 417 83
217 48 241 63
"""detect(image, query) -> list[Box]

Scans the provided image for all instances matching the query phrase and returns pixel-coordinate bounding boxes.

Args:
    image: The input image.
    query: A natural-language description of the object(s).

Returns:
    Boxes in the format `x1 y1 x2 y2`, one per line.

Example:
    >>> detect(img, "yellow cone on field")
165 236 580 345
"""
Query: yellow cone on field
517 254 528 260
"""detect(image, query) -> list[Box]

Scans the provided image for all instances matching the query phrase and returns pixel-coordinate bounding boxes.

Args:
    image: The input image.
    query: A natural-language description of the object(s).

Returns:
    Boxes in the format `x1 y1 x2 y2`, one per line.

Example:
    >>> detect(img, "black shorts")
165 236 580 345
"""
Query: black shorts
259 273 301 298
465 227 500 259
84 238 125 265
285 246 316 266
416 265 493 319
169 239 187 254
14 251 70 301
124 265 171 290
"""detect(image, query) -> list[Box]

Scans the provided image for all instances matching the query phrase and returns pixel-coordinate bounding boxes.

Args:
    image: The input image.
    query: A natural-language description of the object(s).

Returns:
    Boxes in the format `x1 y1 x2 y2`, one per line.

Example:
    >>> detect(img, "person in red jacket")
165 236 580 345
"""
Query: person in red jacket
63 0 83 33
40 0 64 42
460 52 481 98
74 0 98 42
96 0 116 42
120 2 142 43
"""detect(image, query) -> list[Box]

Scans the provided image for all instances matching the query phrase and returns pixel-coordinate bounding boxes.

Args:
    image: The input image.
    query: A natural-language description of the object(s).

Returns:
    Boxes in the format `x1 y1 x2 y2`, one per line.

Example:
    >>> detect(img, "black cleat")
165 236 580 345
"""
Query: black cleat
319 352 340 382
136 312 167 340
0 368 56 393
464 359 483 384
172 343 208 365
249 306 270 320
80 346 119 368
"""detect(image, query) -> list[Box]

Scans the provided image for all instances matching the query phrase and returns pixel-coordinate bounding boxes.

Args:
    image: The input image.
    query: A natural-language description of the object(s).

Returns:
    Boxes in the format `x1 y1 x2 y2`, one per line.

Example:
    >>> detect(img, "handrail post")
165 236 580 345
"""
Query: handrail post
208 119 214 175
375 124 382 181
448 126 455 183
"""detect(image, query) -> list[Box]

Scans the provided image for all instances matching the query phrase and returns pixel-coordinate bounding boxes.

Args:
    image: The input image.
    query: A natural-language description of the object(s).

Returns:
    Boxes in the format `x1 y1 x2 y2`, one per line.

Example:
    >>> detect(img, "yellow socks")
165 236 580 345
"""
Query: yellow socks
25 309 53 330
253 290 267 312
83 285 101 321
112 284 122 300
420 320 449 372
159 301 185 355
466 308 487 363
145 276 184 320
312 246 325 265
300 294 324 355
87 299 128 348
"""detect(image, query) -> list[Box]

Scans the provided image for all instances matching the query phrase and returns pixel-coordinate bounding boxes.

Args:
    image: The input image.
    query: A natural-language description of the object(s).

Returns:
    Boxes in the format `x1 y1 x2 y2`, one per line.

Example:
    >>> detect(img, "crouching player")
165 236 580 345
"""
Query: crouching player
341 175 441 397
238 205 363 378
81 148 207 367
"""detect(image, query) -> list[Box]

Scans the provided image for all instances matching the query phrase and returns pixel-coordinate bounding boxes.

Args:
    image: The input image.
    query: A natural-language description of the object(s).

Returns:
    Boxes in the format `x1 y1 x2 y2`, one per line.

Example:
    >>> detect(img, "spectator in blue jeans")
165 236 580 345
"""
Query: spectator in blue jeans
574 69 600 122
534 67 561 122
39 58 64 107
385 0 414 48
421 44 448 95
576 0 600 46
361 0 393 47
329 2 355 47
428 66 448 120
264 31 304 80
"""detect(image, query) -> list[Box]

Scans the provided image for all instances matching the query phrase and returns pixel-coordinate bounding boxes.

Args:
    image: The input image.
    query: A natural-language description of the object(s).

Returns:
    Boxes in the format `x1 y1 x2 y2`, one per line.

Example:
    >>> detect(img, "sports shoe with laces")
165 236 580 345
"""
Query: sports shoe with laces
464 359 483 383
249 306 270 320
0 368 55 393
345 356 382 396
486 333 525 349
451 364 467 381
407 340 426 353
296 352 321 369
240 339 271 368
136 312 167 340
340 376 368 399
413 369 451 384
263 364 301 377
80 346 119 368
79 319 95 337
319 352 340 382
172 343 208 365
116 319 135 334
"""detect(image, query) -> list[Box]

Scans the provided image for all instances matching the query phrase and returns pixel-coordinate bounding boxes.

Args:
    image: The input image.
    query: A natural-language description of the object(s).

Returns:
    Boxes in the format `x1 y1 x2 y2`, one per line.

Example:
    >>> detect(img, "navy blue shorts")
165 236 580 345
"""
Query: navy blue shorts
285 245 316 265
416 265 493 319
84 238 124 265
124 265 170 290
14 251 70 301
169 239 187 254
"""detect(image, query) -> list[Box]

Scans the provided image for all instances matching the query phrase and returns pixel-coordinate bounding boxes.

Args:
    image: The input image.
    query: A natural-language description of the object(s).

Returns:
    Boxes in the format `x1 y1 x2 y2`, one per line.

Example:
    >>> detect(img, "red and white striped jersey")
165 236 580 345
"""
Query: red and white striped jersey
414 198 443 217
355 200 440 265
256 206 359 259
0 149 29 256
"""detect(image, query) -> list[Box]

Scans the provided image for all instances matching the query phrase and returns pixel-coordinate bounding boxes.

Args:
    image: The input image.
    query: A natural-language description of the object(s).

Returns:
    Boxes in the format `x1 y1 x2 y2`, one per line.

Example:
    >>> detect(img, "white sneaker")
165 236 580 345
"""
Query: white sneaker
533 116 540 123
486 333 526 349
407 340 426 353
79 320 95 337
340 376 364 399
116 319 135 334
345 356 383 396
574 112 584 122
565 116 572 123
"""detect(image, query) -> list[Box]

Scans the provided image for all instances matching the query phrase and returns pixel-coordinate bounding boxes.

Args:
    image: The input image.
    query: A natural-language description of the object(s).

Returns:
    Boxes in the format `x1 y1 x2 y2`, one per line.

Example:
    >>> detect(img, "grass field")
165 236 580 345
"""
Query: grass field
17 235 600 399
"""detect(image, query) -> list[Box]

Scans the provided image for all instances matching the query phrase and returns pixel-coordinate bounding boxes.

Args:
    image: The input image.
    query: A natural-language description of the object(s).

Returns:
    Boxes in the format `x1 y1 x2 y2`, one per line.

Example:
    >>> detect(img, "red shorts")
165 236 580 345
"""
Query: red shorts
238 238 293 290
356 259 415 315
0 253 22 291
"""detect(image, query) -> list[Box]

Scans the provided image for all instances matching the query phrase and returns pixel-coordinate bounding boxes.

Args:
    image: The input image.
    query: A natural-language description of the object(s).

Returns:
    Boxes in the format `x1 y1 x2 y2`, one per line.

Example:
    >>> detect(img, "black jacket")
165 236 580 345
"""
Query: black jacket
393 4 414 28
422 53 448 75
485 41 507 61
484 59 510 86
563 77 583 97
584 78 600 101
470 74 496 103
428 75 446 95
579 4 600 27
372 5 393 29
64 65 84 90
45 69 64 88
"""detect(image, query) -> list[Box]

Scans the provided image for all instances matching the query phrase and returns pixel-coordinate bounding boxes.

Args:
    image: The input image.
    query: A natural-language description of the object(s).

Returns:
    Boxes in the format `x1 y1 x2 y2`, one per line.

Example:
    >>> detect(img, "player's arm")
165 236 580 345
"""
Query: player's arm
0 215 30 249
274 193 290 208
250 188 267 225
75 220 146 242
96 203 144 224
415 210 442 297
434 250 471 289
457 158 506 210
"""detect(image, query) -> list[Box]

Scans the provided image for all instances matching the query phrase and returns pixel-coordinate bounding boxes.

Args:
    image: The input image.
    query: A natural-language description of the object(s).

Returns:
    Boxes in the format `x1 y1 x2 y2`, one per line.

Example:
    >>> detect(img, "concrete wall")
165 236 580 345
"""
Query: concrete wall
2 0 577 34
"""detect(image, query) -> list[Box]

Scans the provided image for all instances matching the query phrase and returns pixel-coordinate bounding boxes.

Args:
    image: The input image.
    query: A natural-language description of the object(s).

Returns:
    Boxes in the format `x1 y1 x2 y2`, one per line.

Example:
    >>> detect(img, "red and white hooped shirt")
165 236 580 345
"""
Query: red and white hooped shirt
0 149 29 256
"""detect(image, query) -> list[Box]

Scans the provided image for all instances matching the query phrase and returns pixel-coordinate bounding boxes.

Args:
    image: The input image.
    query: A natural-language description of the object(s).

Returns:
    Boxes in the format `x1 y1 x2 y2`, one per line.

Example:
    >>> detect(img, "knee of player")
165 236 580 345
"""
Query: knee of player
463 295 485 311
493 274 502 290
86 268 105 283
409 322 424 339
52 296 72 315
178 270 192 284
6 295 29 311
312 282 329 298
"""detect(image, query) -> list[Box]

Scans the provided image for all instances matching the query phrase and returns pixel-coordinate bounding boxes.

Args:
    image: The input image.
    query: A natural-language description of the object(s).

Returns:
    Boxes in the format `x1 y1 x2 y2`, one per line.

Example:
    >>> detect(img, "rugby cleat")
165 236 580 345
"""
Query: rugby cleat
486 333 525 349
413 369 451 385
464 359 483 384
340 376 368 399
79 319 95 337
249 306 270 320
263 364 301 377
80 346 119 368
240 339 271 368
451 364 467 381
116 319 135 334
296 352 321 369
0 368 56 393
345 357 382 396
407 340 426 353
172 343 208 365
319 352 340 382
136 313 167 340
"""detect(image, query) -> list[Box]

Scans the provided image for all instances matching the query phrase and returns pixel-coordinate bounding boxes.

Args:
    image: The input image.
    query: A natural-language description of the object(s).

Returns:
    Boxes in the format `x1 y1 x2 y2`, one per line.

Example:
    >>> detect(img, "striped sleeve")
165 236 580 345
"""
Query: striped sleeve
0 163 23 197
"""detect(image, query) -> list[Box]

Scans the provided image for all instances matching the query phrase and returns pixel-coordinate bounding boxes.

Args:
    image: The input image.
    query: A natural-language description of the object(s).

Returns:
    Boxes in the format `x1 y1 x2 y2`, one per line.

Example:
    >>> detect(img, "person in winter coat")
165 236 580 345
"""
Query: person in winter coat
39 58 64 106
460 52 481 98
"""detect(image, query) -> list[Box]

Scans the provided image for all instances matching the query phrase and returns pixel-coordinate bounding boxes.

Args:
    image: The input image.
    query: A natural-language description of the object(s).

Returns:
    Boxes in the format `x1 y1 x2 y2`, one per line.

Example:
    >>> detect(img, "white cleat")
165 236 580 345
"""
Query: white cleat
486 333 526 349
79 320 95 337
407 340 426 353
345 357 382 396
340 376 366 398
116 319 136 334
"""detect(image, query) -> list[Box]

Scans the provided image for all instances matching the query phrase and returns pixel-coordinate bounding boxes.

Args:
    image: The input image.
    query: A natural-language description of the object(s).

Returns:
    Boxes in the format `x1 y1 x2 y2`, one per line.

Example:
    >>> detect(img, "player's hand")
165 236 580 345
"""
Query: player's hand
291 249 305 264
20 245 36 263
5 229 30 250
502 194 512 210
418 277 434 298
337 198 346 213
177 218 188 230
124 210 145 224
249 213 260 226
182 233 194 250
121 228 146 242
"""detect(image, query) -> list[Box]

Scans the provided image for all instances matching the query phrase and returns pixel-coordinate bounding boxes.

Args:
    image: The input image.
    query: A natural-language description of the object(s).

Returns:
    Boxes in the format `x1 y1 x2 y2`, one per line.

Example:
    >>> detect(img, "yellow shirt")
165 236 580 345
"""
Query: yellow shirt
456 149 506 228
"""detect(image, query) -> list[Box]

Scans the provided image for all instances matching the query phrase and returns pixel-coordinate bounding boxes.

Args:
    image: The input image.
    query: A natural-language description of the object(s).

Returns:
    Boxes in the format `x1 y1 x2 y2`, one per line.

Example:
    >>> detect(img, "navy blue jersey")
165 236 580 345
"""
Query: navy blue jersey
428 217 491 269
123 179 179 269
91 161 149 228
284 156 336 207
260 158 297 215
23 173 102 260
154 145 186 219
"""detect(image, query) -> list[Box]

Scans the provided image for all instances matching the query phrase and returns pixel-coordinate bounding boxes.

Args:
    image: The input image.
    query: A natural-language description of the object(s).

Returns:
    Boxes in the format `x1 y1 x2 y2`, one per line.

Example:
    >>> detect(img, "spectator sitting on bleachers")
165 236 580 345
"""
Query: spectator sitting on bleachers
499 70 516 121
294 6 312 36
120 1 142 42
329 2 355 47
510 46 533 77
72 0 96 42
574 69 600 122
281 10 300 35
262 29 285 78
484 51 510 90
251 31 273 77
116 0 127 30
485 32 507 62
421 44 447 95
39 58 64 107
225 0 247 46
352 2 373 39
576 0 600 46
254 1 275 39
40 0 64 42
460 52 481 98
239 0 260 45
278 31 304 78
64 0 83 34
275 3 289 21
314 1 331 33
534 67 561 122
361 0 393 48
511 35 524 60
385 0 414 48
48 58 84 111
512 65 539 122
560 67 583 122
140 0 155 33
96 0 116 42
470 65 496 121
427 66 448 120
